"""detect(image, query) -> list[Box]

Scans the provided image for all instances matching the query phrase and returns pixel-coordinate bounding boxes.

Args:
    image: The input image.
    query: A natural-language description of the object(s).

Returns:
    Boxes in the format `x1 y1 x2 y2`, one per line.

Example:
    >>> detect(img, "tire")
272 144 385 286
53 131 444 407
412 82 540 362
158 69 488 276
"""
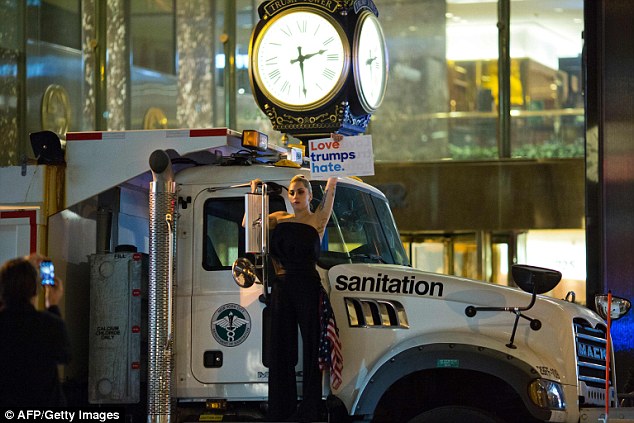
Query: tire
407 405 504 423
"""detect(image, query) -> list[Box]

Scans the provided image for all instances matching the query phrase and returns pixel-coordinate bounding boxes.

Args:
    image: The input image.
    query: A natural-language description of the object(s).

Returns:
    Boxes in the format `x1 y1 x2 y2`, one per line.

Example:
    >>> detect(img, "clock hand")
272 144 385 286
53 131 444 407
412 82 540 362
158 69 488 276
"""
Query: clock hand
290 48 329 98
302 49 327 60
299 50 326 97
299 61 307 97
290 47 308 97
290 48 327 64
366 53 377 92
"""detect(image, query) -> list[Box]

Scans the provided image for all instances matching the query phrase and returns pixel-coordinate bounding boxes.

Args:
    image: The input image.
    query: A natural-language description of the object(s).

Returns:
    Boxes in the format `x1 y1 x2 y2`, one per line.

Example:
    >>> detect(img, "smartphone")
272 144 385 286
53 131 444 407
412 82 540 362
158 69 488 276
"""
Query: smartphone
40 260 55 286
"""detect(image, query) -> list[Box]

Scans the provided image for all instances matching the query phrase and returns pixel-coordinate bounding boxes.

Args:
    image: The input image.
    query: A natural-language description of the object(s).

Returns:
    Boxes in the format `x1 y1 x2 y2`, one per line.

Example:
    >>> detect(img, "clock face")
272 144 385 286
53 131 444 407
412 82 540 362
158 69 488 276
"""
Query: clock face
353 11 388 113
251 9 349 111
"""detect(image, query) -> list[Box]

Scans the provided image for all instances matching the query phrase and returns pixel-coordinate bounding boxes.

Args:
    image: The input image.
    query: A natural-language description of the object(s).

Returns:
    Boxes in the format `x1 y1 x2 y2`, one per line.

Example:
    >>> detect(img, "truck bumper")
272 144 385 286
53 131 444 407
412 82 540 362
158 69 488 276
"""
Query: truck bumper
580 408 634 422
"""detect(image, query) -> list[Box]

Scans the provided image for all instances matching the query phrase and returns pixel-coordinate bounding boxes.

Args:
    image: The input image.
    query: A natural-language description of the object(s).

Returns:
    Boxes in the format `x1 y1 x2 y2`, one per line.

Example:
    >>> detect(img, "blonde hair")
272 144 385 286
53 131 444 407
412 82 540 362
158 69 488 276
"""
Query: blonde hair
290 174 311 195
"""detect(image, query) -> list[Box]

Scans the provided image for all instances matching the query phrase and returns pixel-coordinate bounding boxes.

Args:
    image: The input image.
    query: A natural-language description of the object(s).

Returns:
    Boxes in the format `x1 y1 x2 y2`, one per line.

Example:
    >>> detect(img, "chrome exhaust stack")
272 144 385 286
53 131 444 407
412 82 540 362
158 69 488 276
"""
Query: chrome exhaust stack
147 150 176 423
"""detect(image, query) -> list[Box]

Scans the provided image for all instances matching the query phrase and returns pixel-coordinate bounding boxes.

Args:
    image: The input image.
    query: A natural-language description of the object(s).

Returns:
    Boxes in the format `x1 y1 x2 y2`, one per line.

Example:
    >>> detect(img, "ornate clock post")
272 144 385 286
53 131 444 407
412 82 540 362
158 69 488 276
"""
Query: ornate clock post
249 0 388 142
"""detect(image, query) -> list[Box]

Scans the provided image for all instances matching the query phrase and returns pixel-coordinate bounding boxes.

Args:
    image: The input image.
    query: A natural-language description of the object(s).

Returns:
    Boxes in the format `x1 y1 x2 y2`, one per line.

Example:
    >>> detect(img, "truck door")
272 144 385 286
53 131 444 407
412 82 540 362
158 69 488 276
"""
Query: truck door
189 186 287 388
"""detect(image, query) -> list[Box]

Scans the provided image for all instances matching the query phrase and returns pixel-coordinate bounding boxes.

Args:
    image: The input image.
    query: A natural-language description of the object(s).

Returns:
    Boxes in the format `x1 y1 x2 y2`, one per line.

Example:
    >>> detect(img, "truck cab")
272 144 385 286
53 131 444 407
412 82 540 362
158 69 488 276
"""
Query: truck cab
173 162 408 414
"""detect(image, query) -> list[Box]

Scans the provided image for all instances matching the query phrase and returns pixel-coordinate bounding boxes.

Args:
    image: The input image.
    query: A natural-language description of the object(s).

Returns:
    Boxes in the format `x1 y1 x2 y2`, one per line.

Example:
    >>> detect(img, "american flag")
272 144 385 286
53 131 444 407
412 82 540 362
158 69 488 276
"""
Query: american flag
318 287 343 390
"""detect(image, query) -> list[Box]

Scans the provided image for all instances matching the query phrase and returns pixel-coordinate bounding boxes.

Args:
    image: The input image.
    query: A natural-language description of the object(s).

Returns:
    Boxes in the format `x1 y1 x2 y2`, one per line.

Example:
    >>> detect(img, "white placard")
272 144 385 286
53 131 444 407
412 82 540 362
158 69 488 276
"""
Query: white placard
308 135 375 180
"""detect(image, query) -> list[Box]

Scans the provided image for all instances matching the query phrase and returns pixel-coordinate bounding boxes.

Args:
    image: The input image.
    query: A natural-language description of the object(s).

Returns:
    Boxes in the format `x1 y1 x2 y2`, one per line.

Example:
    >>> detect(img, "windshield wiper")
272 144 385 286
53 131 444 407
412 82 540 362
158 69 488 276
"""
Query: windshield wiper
349 253 387 263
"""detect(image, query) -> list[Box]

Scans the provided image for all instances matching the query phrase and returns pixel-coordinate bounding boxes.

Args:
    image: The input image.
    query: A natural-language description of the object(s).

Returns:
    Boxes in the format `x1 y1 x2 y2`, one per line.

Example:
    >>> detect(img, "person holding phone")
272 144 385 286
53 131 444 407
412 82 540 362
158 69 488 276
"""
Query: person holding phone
0 255 71 406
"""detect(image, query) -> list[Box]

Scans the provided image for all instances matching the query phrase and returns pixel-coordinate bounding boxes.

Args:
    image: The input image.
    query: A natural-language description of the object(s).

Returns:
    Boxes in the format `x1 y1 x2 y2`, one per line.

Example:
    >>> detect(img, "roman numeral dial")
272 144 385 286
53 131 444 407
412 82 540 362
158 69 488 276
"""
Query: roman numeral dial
252 9 349 110
353 11 388 113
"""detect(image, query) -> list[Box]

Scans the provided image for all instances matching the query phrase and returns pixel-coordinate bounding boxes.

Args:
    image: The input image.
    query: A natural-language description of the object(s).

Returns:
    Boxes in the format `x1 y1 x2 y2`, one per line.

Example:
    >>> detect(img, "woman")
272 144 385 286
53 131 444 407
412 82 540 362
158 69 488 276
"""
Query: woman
0 256 71 406
250 174 337 422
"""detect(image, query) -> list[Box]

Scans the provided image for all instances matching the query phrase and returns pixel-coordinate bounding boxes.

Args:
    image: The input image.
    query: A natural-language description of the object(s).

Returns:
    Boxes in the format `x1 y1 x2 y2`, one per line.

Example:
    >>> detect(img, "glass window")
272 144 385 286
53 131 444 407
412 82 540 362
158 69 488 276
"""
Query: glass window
202 184 408 271
28 1 81 50
130 1 175 74
312 182 409 268
411 240 447 274
235 1 274 135
372 194 410 266
370 0 583 161
409 233 503 281
130 1 176 129
408 234 480 279
524 229 586 304
370 0 456 161
491 236 510 286
202 196 286 271
212 1 227 127
509 1 584 158
204 198 242 270
24 1 83 140
1 2 20 50
0 2 21 166
453 236 478 278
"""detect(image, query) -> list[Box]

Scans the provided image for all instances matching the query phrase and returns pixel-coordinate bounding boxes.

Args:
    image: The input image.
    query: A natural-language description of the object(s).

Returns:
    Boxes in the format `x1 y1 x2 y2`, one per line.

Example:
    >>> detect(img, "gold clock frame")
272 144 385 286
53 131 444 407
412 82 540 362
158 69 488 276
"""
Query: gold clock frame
352 10 388 114
249 6 351 113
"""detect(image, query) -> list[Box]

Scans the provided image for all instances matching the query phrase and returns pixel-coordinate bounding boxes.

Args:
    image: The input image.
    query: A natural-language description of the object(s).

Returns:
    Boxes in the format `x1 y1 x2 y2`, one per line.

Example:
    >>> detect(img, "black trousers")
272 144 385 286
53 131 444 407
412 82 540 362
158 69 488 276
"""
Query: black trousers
268 273 322 420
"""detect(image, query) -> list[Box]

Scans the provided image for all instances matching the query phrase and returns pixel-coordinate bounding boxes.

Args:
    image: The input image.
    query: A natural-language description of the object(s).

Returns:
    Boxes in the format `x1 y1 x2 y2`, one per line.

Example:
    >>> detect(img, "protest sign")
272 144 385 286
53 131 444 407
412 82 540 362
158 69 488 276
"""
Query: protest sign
308 135 375 180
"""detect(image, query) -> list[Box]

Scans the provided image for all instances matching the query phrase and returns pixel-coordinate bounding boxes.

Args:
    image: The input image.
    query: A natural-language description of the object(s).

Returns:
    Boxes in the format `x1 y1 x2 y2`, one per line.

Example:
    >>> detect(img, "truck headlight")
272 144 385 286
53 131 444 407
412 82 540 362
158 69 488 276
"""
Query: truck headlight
528 379 566 410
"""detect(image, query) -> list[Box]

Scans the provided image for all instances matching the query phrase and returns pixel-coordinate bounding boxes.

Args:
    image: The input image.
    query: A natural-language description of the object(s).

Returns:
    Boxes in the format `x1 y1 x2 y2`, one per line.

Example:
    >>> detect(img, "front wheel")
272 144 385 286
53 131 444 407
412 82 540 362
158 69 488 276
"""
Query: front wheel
408 405 504 423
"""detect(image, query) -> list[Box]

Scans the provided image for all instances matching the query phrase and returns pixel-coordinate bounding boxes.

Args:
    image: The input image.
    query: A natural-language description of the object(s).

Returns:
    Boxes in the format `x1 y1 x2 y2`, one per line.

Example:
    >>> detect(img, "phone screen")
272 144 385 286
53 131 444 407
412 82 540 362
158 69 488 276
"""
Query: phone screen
40 260 55 286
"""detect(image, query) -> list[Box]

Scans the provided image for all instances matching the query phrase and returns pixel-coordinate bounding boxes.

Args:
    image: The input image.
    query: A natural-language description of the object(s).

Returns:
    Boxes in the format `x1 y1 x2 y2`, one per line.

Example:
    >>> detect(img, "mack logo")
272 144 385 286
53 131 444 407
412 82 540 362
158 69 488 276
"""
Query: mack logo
211 303 251 347
577 341 606 360
335 273 444 297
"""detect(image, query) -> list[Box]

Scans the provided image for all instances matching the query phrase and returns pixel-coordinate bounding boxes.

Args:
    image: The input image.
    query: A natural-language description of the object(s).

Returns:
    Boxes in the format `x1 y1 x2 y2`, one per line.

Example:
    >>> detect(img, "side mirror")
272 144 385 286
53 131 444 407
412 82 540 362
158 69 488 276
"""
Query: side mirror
232 257 261 288
466 263 561 349
595 294 631 321
512 264 561 295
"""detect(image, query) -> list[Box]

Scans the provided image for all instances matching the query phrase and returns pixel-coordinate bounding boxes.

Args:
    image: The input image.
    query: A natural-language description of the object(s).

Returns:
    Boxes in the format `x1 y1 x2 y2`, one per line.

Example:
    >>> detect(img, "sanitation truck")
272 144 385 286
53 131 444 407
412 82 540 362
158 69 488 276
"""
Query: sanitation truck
0 128 631 423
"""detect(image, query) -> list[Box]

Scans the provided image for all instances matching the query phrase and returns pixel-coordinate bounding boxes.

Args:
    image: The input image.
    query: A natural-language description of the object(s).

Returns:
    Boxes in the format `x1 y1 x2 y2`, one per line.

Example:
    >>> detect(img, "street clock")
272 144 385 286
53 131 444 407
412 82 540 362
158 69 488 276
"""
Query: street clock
251 8 350 111
352 10 388 114
249 0 388 140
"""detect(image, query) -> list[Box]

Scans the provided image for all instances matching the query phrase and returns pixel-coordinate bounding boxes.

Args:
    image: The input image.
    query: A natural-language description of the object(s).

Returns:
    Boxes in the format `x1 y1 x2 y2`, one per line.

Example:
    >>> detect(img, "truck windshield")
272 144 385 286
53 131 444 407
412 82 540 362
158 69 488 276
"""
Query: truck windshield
312 181 410 268
202 182 409 271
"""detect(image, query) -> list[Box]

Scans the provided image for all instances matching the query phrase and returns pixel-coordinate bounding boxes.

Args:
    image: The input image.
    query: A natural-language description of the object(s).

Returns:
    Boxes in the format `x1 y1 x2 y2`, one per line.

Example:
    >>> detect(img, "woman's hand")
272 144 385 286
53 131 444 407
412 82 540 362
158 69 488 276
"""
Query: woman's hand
45 277 64 308
250 178 262 193
26 253 46 269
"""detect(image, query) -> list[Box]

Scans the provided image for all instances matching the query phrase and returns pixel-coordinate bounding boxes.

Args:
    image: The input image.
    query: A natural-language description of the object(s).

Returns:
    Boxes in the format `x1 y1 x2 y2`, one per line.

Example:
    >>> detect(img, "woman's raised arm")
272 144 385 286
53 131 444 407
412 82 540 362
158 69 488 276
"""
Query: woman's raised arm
313 177 338 237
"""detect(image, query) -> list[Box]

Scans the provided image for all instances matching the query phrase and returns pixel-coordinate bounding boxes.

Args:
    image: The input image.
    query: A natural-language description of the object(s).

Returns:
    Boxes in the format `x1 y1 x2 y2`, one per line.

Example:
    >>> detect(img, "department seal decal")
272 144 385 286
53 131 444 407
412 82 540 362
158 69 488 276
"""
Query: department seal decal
211 303 251 347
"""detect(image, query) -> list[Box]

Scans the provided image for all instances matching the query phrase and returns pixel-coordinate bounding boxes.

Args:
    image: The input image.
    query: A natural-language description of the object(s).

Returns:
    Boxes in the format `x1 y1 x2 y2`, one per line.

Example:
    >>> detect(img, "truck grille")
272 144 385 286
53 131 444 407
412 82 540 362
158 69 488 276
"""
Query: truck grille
344 298 409 328
574 318 614 406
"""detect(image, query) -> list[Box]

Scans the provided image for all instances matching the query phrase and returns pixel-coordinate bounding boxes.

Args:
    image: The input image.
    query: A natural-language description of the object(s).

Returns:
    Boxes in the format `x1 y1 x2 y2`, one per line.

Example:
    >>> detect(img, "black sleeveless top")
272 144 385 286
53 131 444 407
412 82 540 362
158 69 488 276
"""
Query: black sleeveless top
270 222 321 279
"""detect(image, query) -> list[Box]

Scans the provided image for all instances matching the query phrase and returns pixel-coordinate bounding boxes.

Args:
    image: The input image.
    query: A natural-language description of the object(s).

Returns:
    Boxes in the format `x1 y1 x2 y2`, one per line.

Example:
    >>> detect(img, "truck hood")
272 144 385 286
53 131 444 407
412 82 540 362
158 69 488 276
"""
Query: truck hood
326 263 605 390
